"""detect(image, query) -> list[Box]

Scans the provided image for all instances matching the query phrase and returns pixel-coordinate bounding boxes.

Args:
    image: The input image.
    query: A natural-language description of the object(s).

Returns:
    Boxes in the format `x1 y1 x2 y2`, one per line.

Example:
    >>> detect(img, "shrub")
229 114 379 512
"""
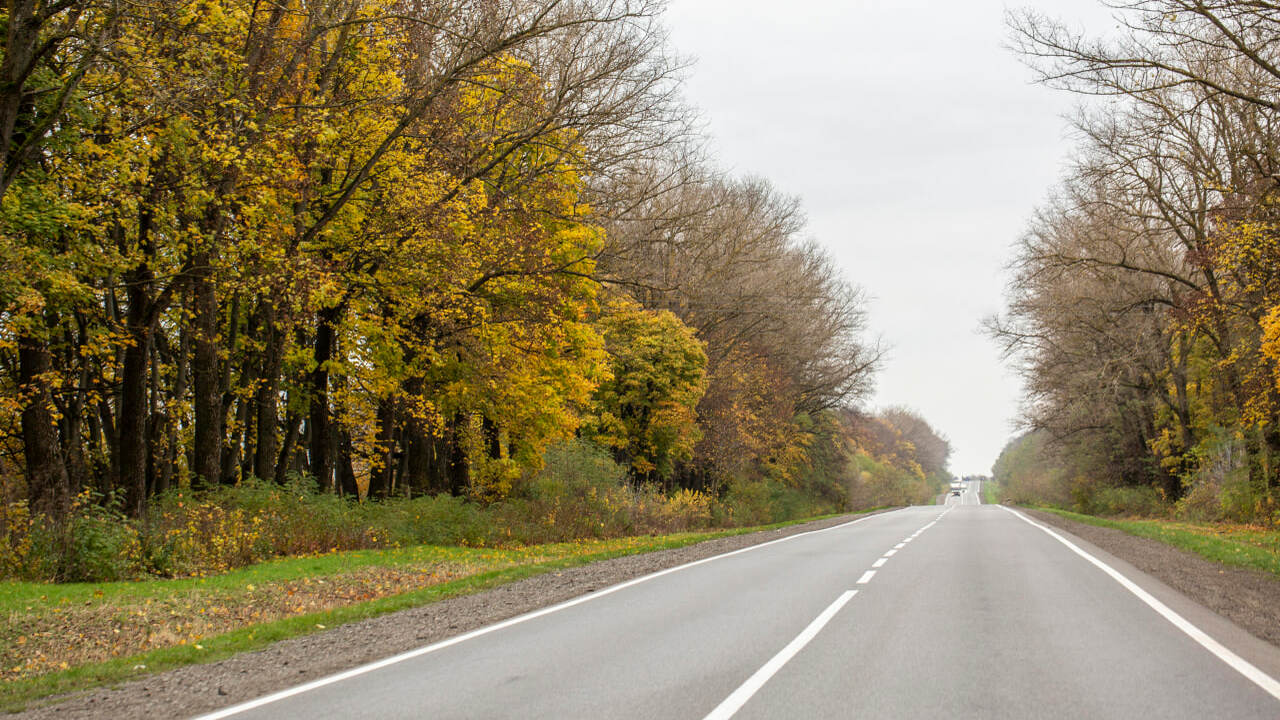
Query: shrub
1090 485 1167 517
17 493 143 582
0 500 32 578
1 439 854 583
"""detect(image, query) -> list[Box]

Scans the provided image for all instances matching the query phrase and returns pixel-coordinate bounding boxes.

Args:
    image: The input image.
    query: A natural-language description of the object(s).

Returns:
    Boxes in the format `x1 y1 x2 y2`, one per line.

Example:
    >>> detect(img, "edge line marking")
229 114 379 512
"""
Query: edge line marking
999 505 1280 703
192 510 903 720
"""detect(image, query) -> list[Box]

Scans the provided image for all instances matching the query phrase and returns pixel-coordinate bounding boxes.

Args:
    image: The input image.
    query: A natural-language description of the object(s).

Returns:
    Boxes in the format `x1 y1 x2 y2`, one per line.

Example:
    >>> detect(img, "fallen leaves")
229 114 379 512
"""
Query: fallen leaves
2 565 464 682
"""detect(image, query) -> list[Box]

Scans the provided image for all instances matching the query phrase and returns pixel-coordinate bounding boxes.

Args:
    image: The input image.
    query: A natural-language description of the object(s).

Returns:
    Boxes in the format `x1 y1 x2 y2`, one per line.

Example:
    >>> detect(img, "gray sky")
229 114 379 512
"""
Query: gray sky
663 0 1115 477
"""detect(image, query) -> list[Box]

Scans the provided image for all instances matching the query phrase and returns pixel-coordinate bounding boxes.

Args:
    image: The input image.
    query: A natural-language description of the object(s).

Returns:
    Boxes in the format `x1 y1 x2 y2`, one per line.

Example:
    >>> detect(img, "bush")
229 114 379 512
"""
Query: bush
14 492 143 582
1175 432 1278 524
845 453 936 510
719 478 774 526
0 500 32 578
1089 485 1167 517
2 439 854 583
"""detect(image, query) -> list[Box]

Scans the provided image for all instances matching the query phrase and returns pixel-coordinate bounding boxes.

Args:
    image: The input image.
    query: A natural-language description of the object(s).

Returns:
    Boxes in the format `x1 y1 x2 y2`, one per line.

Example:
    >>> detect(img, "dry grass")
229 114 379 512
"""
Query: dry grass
2 564 475 681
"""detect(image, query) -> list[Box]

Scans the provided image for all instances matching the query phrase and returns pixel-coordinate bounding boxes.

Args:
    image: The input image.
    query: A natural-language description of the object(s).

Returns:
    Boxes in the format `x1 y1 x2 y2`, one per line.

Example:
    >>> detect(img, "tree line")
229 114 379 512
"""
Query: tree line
0 0 942 526
992 0 1280 520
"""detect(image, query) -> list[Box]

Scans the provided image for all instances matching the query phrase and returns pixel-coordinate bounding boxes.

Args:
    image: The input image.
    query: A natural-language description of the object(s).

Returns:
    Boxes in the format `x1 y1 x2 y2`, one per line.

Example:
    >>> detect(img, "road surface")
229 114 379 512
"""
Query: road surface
197 480 1280 719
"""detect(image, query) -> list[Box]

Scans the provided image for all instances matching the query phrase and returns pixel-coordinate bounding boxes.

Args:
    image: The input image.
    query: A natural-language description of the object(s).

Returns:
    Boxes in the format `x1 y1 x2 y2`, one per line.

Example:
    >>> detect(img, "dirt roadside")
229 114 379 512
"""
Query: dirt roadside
1024 508 1280 648
15 506 1280 718
10 512 887 719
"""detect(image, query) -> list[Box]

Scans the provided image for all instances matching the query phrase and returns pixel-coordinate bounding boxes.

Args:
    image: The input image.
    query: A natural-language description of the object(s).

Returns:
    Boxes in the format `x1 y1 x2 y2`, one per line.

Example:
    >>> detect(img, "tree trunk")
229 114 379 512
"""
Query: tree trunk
19 332 70 519
117 306 151 516
368 399 397 499
482 416 501 459
338 429 359 498
253 303 284 481
446 413 469 496
275 407 303 485
308 305 340 490
191 253 223 489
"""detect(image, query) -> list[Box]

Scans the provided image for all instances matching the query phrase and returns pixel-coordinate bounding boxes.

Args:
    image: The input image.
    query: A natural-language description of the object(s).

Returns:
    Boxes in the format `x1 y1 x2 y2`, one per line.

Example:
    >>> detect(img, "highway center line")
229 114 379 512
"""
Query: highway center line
702 590 858 720
872 558 887 568
856 570 876 584
191 510 905 720
883 549 897 557
1000 506 1280 703
894 543 906 549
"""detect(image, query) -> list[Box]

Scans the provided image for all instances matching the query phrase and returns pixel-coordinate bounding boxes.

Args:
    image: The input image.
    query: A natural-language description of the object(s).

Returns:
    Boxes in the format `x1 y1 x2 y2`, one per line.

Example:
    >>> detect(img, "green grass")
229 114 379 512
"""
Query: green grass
1036 508 1280 578
1 511 854 712
982 480 1001 505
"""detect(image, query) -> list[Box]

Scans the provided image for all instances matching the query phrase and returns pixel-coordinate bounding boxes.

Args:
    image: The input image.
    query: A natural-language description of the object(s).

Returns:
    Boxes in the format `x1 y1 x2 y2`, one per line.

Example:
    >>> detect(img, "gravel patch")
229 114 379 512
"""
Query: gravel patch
13 512 883 719
1025 509 1280 648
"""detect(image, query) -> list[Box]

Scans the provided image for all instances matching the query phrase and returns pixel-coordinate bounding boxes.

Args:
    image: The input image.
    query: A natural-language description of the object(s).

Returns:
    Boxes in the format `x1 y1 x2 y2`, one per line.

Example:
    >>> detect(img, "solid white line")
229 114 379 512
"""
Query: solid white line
702 590 857 720
856 570 876 584
192 511 902 720
872 558 887 568
884 549 897 557
894 543 906 550
902 538 913 543
1000 506 1280 703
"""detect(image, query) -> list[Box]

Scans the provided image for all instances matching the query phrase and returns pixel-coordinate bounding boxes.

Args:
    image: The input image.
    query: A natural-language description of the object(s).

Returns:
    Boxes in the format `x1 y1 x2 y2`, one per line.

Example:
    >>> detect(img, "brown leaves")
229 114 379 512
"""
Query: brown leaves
1 565 461 682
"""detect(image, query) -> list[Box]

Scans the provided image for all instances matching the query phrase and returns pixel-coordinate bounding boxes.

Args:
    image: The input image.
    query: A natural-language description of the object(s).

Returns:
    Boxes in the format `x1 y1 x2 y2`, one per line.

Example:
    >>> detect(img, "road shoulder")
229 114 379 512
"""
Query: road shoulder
1024 508 1280 675
12 510 893 720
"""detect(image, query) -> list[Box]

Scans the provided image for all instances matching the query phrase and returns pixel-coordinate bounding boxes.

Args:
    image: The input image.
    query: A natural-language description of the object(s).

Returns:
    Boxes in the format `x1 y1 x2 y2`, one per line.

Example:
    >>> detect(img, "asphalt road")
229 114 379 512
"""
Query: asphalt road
198 480 1280 719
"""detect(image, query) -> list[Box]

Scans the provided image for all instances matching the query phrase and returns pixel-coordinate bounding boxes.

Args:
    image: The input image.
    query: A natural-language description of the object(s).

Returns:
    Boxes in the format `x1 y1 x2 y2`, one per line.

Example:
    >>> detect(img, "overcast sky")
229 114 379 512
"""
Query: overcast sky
662 0 1117 477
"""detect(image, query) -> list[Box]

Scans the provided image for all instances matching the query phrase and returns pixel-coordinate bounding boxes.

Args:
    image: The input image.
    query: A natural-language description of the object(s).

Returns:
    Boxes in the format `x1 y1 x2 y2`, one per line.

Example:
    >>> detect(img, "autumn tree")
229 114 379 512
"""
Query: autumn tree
997 0 1280 515
581 302 706 484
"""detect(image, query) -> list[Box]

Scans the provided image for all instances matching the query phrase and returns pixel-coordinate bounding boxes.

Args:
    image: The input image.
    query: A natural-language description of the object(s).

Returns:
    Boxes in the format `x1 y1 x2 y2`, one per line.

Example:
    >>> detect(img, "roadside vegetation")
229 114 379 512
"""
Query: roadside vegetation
979 476 1001 505
1036 508 1280 579
0 514 855 711
0 0 954 591
989 1 1280 528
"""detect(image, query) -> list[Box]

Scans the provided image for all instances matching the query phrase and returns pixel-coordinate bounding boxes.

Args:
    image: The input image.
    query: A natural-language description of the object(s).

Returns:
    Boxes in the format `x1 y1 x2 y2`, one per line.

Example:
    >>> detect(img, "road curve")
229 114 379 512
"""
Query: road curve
196 481 1280 719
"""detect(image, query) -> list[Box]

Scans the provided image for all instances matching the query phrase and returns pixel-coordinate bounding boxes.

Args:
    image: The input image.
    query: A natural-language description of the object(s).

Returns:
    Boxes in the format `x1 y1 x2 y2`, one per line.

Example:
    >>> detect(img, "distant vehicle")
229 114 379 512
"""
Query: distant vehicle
949 481 963 497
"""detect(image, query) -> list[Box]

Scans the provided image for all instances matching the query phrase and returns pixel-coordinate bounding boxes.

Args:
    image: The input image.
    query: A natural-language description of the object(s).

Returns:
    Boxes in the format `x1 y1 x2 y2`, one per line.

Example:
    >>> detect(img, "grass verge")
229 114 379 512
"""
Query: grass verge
982 480 1001 505
1 512 852 711
1034 507 1280 578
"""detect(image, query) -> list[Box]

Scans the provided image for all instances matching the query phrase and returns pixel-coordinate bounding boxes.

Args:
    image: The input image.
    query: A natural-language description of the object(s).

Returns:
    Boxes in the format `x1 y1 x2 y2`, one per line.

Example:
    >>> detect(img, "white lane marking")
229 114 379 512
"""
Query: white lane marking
1000 506 1280 703
894 543 906 550
902 538 913 543
856 570 876 584
872 558 887 568
703 590 857 720
192 511 904 720
884 549 897 557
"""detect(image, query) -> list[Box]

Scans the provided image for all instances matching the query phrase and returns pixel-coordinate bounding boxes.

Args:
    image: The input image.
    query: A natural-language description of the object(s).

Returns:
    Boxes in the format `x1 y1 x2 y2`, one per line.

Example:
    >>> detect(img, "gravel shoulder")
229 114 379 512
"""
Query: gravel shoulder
1024 508 1280 649
12 512 886 719
22 505 1279 719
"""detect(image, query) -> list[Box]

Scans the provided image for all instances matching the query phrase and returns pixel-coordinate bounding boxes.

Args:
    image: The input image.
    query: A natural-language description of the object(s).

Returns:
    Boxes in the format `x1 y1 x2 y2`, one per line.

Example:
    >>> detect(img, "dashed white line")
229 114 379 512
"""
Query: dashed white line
194 510 904 720
702 590 858 720
883 549 897 557
894 543 906 550
872 558 887 568
856 570 876 584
